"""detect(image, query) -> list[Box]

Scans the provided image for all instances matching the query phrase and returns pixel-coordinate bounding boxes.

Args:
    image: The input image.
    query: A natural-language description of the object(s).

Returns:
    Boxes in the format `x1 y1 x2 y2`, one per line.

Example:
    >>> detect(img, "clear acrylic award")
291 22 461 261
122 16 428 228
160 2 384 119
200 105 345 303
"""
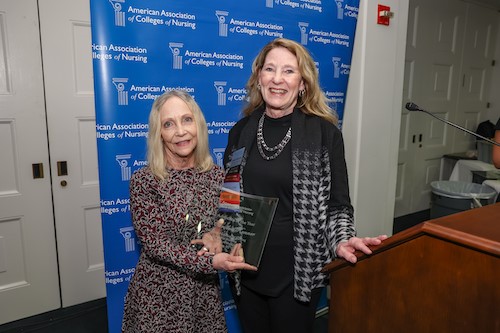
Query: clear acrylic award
219 187 278 268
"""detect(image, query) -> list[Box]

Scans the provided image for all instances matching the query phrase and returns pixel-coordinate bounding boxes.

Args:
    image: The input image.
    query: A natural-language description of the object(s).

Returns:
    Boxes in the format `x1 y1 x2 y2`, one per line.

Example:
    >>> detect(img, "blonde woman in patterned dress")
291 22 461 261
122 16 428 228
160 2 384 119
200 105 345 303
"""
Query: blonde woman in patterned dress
122 90 256 333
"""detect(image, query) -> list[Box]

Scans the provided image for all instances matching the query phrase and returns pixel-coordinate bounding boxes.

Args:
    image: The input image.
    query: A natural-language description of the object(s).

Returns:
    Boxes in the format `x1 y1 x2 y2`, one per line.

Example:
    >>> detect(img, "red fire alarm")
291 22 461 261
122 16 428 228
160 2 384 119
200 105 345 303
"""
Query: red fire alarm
377 4 394 26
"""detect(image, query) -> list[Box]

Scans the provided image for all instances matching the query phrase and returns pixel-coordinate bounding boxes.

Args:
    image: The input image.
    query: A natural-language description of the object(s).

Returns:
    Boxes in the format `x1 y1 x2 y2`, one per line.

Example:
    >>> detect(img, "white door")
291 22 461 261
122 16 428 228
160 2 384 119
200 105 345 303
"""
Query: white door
395 0 497 217
0 0 60 324
39 0 105 307
396 0 466 217
453 4 498 152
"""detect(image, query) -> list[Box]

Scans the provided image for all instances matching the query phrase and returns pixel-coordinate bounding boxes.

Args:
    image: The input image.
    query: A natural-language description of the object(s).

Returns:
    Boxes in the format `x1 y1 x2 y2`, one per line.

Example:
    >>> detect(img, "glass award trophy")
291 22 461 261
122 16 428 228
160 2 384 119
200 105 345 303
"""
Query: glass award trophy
219 187 278 268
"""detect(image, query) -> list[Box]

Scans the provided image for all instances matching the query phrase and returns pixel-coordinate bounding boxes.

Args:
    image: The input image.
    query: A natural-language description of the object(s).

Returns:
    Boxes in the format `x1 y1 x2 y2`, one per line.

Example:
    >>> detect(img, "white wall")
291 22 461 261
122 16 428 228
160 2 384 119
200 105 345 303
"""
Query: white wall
343 0 409 237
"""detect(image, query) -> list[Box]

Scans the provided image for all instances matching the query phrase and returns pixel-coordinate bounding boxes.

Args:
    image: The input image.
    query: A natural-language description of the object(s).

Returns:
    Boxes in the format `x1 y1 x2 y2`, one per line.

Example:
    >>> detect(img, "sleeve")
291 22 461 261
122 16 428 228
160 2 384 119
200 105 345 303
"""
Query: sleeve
223 121 241 167
495 118 500 130
325 125 356 256
223 116 249 167
129 170 216 275
223 130 235 167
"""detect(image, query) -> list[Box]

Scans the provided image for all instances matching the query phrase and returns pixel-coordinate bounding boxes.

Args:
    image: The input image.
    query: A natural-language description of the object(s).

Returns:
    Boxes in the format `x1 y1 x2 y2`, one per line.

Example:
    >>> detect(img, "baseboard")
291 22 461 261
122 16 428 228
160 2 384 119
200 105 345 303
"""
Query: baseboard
393 209 430 234
0 298 107 332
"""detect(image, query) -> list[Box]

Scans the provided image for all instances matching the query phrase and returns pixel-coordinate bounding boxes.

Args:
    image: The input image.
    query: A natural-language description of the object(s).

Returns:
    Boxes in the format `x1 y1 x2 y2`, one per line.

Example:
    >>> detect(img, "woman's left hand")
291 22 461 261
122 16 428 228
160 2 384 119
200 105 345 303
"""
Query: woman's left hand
212 244 258 273
336 235 388 263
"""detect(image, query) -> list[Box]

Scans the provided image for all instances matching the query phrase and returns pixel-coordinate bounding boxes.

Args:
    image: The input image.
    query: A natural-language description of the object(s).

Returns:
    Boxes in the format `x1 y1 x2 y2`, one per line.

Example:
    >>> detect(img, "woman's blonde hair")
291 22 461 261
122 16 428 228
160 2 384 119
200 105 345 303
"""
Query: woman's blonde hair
147 90 213 180
243 38 337 125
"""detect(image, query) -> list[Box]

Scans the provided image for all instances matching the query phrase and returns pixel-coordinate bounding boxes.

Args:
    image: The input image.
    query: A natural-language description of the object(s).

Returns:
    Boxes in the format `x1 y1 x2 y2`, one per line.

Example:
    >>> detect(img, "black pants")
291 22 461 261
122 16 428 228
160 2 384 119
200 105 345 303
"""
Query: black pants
236 283 322 333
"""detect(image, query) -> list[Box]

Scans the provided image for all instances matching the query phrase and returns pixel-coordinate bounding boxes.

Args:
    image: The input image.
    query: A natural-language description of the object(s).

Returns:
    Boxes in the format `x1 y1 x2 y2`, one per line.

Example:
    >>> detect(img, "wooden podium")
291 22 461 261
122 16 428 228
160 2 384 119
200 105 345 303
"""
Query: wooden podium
323 203 500 333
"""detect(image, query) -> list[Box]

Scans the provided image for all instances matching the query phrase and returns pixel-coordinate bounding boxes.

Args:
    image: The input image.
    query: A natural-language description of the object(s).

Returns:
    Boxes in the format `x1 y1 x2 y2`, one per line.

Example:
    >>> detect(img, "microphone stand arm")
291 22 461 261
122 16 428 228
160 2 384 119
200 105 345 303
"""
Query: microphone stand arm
416 108 500 147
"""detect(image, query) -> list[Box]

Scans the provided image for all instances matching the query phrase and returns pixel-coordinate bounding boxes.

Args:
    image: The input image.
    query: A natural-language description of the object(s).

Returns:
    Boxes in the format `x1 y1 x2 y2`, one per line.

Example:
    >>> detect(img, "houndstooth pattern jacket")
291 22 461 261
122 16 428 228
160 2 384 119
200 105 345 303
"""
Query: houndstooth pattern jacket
224 107 356 302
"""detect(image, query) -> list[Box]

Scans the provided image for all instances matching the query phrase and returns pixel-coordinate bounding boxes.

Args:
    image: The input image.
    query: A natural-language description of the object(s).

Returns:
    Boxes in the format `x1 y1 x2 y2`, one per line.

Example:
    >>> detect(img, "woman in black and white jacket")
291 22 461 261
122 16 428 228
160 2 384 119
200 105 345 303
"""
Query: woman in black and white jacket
223 38 387 333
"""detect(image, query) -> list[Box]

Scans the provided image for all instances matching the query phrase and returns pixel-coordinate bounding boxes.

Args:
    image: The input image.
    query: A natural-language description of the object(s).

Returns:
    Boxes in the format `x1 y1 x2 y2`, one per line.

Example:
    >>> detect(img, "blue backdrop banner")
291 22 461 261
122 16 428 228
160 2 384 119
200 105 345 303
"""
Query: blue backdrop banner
89 1 359 331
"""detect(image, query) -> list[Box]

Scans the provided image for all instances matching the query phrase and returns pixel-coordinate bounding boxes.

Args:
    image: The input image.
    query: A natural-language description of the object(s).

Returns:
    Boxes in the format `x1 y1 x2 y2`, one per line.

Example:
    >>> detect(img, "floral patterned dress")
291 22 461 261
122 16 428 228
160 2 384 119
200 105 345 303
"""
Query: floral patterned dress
122 166 227 333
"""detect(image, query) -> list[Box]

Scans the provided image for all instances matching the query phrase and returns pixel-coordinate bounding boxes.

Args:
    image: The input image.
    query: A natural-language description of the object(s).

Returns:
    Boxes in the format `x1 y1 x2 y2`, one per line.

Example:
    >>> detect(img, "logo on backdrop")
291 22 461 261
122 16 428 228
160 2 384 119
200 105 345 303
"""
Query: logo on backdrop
212 83 246 106
207 120 236 136
115 5 197 28
335 0 344 19
266 1 324 13
307 28 350 47
214 12 284 38
332 57 341 78
325 90 344 106
116 154 132 181
112 78 129 105
92 44 148 64
332 57 350 78
212 148 226 167
109 0 126 27
215 11 229 37
214 81 227 106
169 42 184 69
171 45 244 70
315 61 321 74
298 22 309 45
120 226 136 252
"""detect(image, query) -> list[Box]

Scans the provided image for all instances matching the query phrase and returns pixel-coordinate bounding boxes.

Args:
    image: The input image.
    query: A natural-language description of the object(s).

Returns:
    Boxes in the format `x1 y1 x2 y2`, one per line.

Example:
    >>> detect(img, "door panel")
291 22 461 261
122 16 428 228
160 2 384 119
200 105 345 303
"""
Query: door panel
39 0 105 307
396 0 497 217
0 0 60 324
396 0 467 217
454 4 498 152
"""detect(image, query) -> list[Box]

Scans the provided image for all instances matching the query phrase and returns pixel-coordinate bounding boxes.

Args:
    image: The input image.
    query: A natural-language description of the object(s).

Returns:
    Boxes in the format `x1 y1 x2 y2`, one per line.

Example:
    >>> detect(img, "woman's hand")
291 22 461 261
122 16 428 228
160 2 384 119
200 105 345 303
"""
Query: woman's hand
336 235 388 263
191 218 224 255
212 244 257 273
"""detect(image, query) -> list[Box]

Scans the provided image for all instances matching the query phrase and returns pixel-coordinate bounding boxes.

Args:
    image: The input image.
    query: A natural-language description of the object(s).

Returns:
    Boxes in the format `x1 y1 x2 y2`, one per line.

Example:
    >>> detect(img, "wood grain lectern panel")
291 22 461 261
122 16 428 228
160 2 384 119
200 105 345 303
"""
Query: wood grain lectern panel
323 203 500 333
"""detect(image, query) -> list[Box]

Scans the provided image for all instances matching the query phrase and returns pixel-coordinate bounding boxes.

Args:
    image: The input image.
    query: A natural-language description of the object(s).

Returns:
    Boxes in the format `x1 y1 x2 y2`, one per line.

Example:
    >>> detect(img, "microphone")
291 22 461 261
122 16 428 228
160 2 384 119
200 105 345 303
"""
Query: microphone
405 102 500 147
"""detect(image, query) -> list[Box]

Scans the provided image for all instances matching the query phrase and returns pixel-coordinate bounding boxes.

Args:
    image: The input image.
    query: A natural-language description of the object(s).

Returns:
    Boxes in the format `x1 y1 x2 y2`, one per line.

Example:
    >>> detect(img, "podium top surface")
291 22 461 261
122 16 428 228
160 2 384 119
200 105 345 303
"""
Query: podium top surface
424 202 499 253
324 203 500 273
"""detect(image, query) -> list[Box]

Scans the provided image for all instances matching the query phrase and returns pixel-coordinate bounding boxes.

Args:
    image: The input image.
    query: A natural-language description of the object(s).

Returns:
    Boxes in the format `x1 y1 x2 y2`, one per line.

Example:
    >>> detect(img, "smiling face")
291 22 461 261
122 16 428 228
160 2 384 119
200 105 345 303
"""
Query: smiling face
159 96 198 169
258 47 305 117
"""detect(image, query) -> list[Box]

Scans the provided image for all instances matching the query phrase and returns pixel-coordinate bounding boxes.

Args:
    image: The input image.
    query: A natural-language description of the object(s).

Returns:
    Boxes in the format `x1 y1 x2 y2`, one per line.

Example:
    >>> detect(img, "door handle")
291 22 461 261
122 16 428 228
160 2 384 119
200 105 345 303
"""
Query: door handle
57 161 68 187
32 163 44 179
57 161 68 176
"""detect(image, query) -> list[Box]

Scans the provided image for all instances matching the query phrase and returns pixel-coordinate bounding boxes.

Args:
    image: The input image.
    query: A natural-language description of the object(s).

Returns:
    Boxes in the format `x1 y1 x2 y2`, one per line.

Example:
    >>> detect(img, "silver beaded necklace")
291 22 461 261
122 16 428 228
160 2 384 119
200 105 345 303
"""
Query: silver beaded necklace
256 112 292 160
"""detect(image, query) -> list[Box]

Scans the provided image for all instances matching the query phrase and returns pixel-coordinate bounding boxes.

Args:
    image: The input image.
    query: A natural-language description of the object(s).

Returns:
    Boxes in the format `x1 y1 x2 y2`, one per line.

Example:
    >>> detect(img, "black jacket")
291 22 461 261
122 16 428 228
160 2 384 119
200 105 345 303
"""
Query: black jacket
224 107 356 302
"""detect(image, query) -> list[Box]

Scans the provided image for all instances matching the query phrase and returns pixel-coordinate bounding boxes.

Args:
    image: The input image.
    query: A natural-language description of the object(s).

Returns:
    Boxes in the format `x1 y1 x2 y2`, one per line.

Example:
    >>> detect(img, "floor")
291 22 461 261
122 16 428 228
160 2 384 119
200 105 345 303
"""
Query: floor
0 298 328 333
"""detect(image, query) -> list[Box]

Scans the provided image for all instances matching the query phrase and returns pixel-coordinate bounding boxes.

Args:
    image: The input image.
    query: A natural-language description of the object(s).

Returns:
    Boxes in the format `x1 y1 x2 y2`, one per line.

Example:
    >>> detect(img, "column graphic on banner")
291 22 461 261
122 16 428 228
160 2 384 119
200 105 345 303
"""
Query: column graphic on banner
116 154 132 181
169 42 184 69
214 81 227 106
120 227 136 253
333 57 341 79
109 0 126 26
336 0 345 19
298 22 309 45
212 148 226 167
266 0 273 8
112 78 129 105
215 11 229 37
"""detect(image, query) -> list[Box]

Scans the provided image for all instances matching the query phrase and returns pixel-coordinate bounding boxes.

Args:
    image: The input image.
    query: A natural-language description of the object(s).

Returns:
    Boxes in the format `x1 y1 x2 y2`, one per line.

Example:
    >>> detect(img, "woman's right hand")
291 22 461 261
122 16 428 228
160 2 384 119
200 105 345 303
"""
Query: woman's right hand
212 244 257 273
191 218 224 255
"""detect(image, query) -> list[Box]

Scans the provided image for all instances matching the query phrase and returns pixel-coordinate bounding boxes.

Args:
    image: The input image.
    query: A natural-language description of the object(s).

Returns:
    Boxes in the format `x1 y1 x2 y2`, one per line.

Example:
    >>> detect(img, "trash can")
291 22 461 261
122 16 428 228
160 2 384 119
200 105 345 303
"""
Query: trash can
430 181 497 219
